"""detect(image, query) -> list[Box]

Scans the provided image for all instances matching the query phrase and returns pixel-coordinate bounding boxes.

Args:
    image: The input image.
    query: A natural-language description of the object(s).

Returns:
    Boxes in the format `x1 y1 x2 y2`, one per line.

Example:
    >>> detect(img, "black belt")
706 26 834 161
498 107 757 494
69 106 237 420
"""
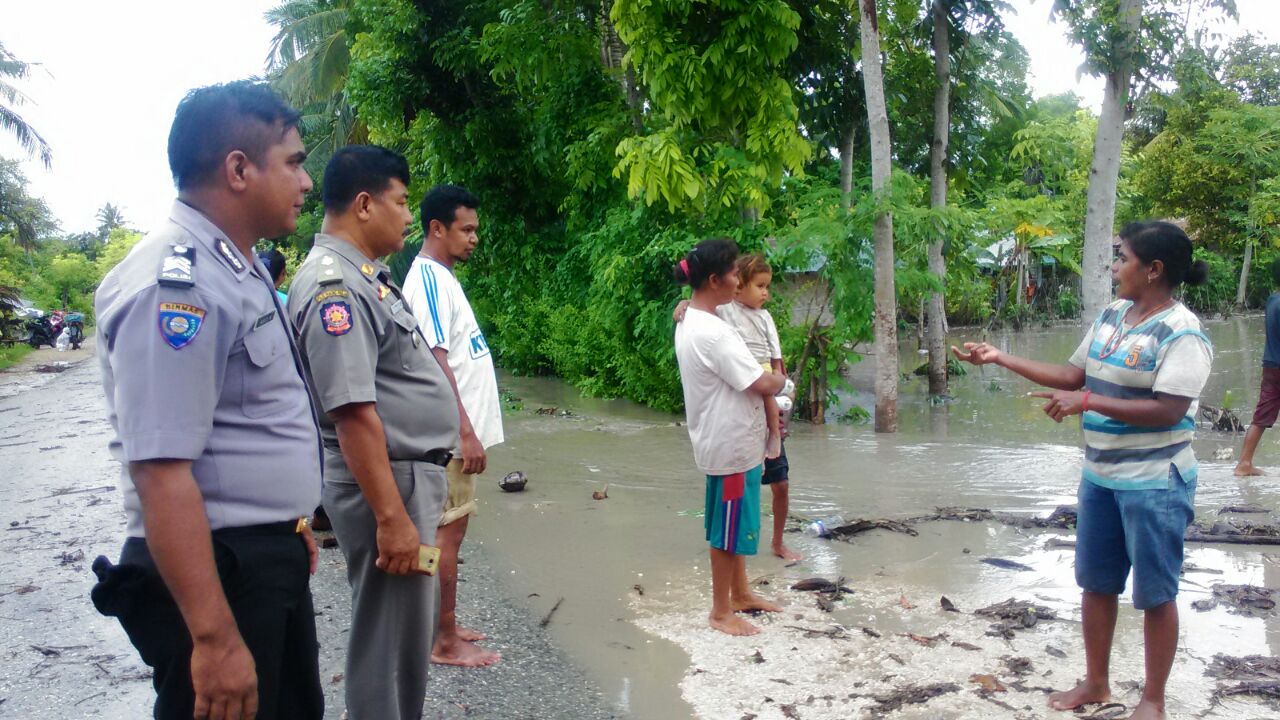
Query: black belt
422 449 453 467
214 519 308 537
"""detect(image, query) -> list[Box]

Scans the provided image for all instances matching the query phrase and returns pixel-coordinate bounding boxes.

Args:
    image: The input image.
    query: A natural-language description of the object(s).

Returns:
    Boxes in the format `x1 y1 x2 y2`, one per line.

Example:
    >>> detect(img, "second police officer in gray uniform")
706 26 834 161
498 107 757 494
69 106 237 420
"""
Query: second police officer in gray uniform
288 145 460 720
91 82 323 720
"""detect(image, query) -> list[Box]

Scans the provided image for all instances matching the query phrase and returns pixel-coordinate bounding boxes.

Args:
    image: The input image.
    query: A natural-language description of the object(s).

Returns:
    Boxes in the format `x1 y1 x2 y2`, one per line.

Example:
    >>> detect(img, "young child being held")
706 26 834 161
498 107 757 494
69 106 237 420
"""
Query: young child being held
676 254 800 561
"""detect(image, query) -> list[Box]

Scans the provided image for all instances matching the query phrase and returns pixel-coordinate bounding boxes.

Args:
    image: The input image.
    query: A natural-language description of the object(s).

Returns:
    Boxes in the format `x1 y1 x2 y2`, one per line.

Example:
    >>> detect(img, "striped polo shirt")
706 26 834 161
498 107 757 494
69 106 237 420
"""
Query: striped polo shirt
1068 300 1213 491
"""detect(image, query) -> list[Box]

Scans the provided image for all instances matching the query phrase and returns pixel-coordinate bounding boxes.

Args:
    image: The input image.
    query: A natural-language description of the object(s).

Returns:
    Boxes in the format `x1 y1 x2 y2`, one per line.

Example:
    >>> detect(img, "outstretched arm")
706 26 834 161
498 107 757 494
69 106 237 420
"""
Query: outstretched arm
951 342 1085 391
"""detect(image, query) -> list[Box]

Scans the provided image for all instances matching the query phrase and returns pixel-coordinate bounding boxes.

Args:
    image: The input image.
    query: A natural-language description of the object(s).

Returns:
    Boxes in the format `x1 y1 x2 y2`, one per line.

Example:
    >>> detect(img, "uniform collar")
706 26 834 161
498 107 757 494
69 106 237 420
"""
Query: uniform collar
168 200 254 281
314 233 390 282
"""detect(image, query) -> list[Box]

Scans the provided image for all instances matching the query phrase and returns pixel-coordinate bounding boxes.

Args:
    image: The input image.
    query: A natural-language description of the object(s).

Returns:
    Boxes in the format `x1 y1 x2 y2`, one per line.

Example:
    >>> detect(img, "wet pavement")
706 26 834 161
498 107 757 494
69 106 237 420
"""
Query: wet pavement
0 343 616 719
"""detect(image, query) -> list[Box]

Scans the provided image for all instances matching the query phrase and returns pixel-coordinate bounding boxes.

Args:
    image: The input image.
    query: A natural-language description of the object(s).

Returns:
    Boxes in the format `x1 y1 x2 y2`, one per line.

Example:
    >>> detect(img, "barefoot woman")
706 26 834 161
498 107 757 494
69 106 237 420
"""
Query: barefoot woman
673 239 786 636
954 222 1211 719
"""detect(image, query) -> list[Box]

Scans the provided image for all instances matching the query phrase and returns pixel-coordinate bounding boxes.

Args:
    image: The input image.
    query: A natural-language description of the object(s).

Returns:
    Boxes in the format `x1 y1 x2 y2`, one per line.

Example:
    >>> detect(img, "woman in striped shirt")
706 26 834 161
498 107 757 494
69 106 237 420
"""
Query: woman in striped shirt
954 221 1211 720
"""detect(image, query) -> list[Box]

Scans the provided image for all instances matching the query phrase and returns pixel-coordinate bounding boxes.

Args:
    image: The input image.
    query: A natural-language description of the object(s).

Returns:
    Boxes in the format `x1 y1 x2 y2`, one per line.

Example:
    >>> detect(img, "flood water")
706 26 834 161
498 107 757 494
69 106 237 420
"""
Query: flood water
473 314 1280 719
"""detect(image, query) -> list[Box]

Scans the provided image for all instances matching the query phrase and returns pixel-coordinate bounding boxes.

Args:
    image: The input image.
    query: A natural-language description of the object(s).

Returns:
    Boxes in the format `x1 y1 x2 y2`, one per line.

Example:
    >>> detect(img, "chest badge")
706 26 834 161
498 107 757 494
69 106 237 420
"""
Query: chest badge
360 262 375 277
377 284 390 301
158 302 207 349
320 300 353 336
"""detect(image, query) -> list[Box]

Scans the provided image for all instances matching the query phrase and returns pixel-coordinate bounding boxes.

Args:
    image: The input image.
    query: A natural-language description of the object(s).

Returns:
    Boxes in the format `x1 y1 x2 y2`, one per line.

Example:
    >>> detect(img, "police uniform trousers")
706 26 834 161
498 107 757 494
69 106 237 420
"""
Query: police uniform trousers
323 452 447 720
109 527 323 720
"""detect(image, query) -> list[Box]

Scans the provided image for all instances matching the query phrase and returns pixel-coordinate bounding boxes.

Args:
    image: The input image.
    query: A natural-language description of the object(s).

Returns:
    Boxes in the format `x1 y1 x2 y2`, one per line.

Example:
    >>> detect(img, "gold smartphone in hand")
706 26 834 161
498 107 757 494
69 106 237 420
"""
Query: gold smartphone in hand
414 545 441 576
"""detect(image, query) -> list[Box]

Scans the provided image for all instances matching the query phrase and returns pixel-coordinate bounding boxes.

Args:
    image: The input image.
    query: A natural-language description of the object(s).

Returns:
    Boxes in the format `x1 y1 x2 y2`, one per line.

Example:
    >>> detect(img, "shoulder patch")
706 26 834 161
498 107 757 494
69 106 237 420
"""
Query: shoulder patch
158 302 206 349
317 254 344 285
320 300 353 336
157 243 195 287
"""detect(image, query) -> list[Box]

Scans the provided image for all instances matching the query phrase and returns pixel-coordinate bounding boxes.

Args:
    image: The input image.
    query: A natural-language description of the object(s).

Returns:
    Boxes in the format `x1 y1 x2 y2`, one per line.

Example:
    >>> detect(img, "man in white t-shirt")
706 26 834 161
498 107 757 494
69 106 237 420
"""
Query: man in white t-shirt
401 185 503 667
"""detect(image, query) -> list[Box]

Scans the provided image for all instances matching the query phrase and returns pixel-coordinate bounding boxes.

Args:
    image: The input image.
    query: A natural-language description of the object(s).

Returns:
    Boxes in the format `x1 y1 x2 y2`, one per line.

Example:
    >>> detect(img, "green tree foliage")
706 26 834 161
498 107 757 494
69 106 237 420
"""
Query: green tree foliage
0 42 52 168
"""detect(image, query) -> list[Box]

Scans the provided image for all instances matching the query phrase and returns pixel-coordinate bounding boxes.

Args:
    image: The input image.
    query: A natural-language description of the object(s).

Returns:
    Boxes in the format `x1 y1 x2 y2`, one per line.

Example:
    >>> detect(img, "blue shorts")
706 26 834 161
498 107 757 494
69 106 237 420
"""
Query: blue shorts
1075 466 1196 610
704 465 763 556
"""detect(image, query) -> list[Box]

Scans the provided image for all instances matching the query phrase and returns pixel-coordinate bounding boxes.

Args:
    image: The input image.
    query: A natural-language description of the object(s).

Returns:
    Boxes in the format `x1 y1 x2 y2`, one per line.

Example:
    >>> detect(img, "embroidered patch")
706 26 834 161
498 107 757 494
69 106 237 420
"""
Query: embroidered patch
158 302 206 349
320 300 353 336
315 288 349 303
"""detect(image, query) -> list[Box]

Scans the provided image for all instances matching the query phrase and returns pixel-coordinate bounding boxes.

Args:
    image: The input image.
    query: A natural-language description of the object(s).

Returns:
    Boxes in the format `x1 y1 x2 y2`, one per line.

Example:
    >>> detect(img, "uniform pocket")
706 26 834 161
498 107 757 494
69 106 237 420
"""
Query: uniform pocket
240 324 294 419
392 310 427 371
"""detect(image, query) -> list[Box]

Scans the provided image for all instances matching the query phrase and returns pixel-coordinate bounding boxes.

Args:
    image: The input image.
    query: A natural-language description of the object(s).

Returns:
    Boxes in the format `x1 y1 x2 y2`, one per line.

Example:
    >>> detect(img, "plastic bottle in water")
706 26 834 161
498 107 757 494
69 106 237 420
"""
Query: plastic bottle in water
805 515 845 538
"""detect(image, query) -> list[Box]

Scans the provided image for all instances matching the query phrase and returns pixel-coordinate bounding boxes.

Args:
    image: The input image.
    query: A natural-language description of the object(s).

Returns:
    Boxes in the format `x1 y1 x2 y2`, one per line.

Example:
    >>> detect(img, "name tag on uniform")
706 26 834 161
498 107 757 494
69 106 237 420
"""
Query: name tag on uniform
255 310 276 329
390 300 404 315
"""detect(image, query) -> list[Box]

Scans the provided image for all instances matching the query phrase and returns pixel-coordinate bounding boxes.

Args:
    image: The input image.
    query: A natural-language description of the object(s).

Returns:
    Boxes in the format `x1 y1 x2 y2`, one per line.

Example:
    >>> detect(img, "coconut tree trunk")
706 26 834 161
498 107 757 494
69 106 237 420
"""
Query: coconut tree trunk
1080 0 1141 323
840 122 856 210
860 0 898 433
1237 238 1253 306
925 0 951 397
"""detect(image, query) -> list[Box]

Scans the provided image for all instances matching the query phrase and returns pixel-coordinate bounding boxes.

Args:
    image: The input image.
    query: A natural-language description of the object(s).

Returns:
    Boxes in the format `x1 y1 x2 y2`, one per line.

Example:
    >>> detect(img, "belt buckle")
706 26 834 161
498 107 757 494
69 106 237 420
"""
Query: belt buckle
294 517 309 534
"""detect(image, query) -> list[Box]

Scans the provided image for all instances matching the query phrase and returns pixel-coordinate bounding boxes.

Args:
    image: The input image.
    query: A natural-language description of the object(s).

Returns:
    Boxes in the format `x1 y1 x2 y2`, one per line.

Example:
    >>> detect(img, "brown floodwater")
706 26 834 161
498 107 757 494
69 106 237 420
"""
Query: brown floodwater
473 315 1280 719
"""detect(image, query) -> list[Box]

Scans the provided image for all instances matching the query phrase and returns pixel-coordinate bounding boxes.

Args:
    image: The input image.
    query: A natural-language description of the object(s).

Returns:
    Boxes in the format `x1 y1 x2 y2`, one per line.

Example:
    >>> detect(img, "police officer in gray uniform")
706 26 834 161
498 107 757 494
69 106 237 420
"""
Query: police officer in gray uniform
288 145 460 720
90 82 323 720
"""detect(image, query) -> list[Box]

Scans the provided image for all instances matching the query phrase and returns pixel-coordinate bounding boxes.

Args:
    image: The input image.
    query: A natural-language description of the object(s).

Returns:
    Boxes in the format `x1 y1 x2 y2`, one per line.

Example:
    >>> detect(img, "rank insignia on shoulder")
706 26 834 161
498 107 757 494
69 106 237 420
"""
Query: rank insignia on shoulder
360 263 375 277
158 302 206 349
320 300 353 336
215 238 247 273
377 284 390 301
317 255 344 285
158 244 195 287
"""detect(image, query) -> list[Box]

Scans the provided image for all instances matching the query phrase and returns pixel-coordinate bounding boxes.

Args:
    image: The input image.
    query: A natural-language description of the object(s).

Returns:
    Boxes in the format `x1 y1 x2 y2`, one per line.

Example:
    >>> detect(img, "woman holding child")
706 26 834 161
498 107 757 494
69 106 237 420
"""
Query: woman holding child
954 221 1212 720
672 239 786 636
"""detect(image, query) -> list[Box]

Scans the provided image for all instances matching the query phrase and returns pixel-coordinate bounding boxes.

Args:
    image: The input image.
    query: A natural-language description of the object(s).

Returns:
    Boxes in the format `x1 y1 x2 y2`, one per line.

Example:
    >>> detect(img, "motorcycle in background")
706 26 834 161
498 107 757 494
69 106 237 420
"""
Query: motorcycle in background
19 308 59 349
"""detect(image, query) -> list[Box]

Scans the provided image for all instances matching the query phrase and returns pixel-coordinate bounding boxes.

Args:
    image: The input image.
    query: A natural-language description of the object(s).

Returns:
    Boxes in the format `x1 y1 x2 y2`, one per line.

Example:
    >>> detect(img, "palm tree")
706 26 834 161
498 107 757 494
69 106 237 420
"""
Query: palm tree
0 42 52 168
264 0 364 168
95 202 127 239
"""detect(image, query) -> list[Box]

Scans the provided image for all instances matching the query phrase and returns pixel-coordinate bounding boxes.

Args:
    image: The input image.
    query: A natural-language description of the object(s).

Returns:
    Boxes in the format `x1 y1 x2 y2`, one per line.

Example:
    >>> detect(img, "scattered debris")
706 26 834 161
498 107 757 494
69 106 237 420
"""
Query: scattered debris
499 471 527 492
975 598 1055 637
980 557 1034 572
1218 505 1270 514
940 595 959 612
749 650 766 664
1045 645 1067 659
785 625 850 640
1045 537 1076 550
1186 518 1280 546
1206 654 1280 681
970 674 1006 693
898 594 916 610
1181 561 1222 575
1000 656 1033 675
34 362 72 373
951 641 981 652
861 627 882 639
901 632 947 647
1201 404 1244 433
539 597 564 627
790 578 852 594
1191 584 1275 616
1213 447 1235 460
826 518 918 539
592 483 609 500
632 584 644 596
1074 702 1128 719
867 682 961 715
58 549 85 565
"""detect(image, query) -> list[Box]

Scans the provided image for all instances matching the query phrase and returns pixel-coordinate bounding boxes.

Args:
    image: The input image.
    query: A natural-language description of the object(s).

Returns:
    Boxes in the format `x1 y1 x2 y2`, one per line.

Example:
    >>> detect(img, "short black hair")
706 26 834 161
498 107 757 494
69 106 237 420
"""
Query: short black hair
322 145 411 211
672 238 740 290
258 248 287 283
167 81 302 190
420 184 479 230
1119 221 1208 288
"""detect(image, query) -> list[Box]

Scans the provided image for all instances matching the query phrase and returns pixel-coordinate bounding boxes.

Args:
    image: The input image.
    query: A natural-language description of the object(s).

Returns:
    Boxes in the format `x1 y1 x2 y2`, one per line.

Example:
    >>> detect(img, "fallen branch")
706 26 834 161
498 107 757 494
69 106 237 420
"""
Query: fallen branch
539 597 564 628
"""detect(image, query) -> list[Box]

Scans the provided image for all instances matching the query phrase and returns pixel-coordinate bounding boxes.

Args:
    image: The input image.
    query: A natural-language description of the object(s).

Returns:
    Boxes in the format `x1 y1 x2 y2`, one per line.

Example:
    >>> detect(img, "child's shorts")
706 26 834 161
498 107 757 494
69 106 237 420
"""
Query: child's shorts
705 465 763 556
763 441 789 484
1075 465 1196 610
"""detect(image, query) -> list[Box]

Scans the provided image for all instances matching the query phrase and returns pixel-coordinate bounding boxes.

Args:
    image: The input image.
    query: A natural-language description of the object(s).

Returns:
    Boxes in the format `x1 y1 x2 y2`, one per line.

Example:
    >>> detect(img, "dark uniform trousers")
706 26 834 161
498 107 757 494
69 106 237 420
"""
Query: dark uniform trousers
103 527 323 720
322 452 446 720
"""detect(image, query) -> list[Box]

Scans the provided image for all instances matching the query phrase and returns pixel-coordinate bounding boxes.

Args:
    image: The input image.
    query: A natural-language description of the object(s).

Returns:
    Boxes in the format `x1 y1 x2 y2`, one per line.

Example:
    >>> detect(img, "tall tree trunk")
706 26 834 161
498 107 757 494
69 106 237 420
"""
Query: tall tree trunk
1080 0 1141 323
840 122 856 210
1237 238 1253 306
925 0 951 397
859 0 898 433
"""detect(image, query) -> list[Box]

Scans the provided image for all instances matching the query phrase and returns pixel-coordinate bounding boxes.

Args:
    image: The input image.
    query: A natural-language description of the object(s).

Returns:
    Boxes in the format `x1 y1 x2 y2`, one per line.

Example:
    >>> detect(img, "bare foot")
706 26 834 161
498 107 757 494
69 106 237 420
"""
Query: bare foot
732 592 783 613
431 638 501 667
709 612 760 636
773 543 803 562
1129 698 1165 720
766 432 781 460
1047 679 1111 711
1233 462 1264 477
456 626 487 642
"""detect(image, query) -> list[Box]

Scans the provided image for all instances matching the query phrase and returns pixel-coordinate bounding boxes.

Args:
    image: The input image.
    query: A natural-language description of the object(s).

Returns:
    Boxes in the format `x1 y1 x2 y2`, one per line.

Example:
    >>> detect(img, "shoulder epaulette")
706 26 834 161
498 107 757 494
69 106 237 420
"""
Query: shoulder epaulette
157 243 195 287
316 253 344 285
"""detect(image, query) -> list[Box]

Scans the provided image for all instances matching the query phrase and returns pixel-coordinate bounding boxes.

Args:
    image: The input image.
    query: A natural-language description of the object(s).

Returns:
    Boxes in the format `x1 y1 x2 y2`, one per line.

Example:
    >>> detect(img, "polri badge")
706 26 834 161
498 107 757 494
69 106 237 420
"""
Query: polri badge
158 302 206 349
321 300 353 336
216 238 247 273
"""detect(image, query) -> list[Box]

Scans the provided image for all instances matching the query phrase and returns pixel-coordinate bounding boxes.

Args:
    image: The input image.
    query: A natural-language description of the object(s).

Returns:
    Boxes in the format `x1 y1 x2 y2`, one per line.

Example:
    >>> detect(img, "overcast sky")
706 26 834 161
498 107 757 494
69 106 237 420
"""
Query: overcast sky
2 0 1277 235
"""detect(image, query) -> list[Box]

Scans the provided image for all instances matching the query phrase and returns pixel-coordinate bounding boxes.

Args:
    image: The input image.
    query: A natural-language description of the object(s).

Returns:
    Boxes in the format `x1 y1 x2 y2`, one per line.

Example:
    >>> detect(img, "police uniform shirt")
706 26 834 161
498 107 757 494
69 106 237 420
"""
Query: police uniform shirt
95 201 323 537
288 234 460 458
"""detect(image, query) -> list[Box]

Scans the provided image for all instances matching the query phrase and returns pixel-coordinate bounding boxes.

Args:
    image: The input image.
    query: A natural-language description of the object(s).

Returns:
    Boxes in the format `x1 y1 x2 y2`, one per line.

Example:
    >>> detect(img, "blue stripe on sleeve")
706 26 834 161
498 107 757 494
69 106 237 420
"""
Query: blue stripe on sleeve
420 263 445 344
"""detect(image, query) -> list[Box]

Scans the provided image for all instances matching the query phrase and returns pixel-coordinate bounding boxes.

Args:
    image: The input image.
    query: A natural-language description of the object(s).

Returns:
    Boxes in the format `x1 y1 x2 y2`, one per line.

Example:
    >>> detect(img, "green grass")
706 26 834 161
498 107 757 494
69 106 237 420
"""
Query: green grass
0 344 33 371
